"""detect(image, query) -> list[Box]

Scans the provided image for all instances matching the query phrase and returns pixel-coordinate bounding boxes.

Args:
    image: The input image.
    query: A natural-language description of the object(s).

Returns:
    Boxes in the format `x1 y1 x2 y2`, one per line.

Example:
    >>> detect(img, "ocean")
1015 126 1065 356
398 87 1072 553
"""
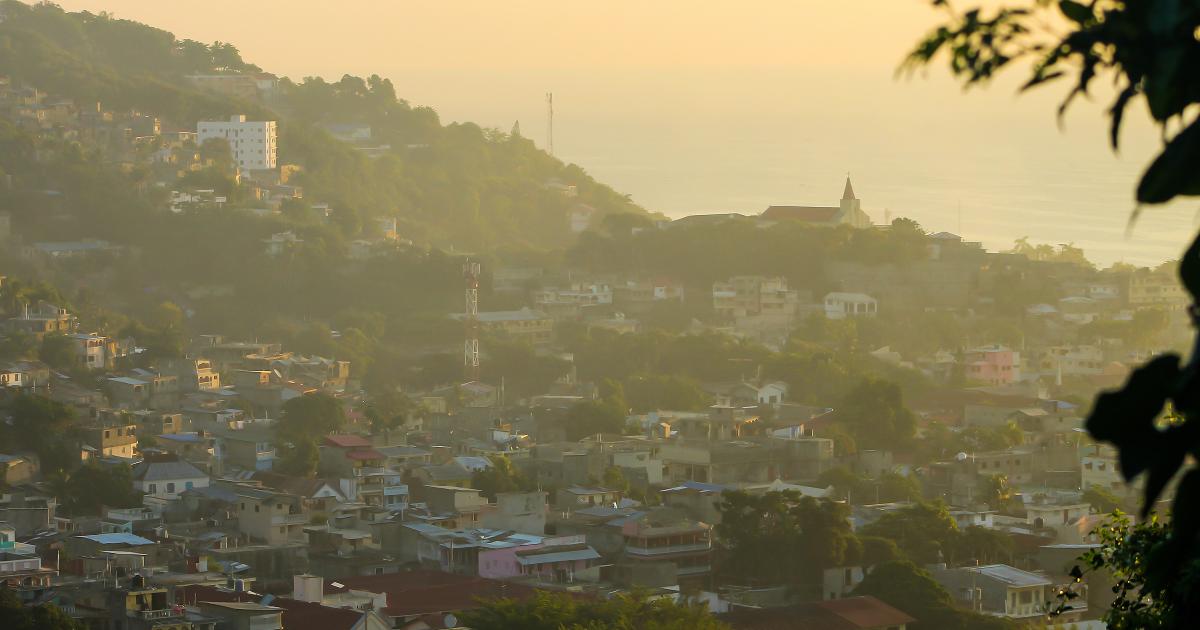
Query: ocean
396 65 1196 268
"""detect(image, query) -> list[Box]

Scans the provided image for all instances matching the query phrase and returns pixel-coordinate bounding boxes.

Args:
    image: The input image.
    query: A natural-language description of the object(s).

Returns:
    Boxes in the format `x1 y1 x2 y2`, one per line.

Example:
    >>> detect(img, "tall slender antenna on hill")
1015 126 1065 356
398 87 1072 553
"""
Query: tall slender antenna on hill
546 92 554 156
463 259 481 382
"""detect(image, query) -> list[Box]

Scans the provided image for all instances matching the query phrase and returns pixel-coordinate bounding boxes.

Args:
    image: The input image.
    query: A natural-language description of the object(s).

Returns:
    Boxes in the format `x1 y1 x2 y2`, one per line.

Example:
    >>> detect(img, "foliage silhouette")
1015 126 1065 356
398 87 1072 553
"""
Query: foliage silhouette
907 1 1200 627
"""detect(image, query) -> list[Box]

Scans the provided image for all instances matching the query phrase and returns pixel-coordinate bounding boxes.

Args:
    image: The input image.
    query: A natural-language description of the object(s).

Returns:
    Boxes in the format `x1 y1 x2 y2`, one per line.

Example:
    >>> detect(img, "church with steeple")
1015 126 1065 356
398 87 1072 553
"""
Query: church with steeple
760 177 874 229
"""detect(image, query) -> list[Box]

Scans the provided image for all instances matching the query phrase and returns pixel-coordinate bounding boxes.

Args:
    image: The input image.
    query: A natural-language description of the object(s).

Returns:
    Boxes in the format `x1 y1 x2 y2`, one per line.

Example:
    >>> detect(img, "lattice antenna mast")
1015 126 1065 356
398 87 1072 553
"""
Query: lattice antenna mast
546 92 554 156
463 259 481 381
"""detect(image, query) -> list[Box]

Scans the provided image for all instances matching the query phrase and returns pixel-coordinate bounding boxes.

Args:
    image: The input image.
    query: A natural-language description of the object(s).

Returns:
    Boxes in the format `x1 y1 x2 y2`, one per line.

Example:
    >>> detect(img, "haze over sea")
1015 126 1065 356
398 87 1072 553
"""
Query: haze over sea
405 65 1194 269
56 0 1198 268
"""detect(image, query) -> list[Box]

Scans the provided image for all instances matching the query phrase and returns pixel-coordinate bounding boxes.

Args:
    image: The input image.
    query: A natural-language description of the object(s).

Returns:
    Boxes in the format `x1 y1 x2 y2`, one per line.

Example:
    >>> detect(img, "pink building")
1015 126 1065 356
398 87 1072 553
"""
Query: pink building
964 345 1021 385
478 535 599 583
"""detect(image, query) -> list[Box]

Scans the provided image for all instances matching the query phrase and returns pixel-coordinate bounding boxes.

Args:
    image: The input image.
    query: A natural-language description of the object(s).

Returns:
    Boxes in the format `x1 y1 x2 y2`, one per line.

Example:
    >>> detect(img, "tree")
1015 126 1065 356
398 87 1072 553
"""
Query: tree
0 589 80 630
815 466 864 502
623 374 710 412
277 438 319 477
977 473 1014 512
277 393 345 444
38 333 76 370
1052 513 1174 629
853 561 1017 630
276 394 345 476
1082 486 1125 515
860 502 959 565
57 463 143 515
952 525 1013 565
458 591 728 630
5 394 78 473
876 471 923 504
471 456 531 501
602 466 631 495
360 389 415 436
905 0 1200 576
835 378 917 450
859 535 903 568
716 491 861 588
482 339 571 400
562 399 626 441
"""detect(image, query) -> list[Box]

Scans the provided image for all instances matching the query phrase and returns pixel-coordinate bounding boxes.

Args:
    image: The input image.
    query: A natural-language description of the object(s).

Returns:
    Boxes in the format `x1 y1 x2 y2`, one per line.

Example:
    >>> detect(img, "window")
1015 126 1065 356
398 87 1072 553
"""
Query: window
166 483 175 494
148 484 157 493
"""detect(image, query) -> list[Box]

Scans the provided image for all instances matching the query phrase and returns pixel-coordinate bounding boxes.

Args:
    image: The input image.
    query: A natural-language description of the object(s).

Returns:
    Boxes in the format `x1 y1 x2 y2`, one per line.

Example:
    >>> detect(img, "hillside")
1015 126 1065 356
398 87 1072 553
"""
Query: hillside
0 0 647 251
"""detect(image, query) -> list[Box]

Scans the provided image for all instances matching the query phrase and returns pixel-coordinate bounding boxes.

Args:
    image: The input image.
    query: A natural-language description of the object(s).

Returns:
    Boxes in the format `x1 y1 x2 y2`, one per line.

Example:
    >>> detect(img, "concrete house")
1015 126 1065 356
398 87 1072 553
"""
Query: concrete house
131 456 209 501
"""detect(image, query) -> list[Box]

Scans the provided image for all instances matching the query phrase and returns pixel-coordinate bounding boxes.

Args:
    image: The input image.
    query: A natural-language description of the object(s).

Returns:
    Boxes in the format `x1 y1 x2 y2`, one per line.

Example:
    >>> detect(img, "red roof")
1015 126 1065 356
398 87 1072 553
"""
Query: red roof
761 205 840 222
323 434 372 448
817 596 916 628
720 596 915 630
346 448 386 461
334 571 547 618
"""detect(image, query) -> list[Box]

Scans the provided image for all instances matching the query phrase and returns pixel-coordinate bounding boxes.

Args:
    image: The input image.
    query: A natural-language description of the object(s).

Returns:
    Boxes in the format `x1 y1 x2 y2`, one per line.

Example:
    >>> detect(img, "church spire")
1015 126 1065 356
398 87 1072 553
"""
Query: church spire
842 176 856 201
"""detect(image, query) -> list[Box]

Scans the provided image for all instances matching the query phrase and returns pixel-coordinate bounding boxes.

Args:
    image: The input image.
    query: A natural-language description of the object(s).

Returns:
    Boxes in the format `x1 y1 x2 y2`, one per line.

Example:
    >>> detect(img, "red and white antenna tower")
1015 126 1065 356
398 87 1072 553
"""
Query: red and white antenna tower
463 259 481 381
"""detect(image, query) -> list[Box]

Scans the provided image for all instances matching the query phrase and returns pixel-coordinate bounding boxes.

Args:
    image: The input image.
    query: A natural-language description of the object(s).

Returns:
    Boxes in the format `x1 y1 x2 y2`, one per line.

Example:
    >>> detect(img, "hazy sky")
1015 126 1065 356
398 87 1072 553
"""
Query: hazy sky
56 1 950 74
53 1 1195 266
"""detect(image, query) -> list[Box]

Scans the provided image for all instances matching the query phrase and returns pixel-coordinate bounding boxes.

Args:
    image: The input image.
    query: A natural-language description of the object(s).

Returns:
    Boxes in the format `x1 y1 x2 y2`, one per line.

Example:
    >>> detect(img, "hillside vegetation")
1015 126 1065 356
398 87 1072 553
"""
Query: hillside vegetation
0 0 645 251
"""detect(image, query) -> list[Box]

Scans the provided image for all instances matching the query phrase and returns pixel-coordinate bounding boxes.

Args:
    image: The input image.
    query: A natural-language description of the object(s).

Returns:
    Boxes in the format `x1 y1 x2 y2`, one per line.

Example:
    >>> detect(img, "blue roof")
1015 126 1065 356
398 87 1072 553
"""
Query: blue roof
159 433 204 443
76 533 154 546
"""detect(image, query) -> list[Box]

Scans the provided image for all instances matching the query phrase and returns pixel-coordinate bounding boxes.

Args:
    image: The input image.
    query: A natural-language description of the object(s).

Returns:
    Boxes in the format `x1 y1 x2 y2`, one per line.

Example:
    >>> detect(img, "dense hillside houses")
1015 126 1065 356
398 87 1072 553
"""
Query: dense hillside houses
0 1 1190 628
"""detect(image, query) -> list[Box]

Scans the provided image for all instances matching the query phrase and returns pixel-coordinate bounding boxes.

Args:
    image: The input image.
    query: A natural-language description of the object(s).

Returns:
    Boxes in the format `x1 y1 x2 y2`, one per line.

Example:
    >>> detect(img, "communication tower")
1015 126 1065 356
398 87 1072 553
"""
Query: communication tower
463 259 481 381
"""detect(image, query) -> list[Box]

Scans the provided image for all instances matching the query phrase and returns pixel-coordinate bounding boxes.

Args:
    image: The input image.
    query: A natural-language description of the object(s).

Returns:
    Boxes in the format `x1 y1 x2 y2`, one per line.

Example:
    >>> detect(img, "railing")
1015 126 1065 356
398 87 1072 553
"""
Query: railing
355 466 395 477
136 609 181 620
272 513 309 525
624 542 711 557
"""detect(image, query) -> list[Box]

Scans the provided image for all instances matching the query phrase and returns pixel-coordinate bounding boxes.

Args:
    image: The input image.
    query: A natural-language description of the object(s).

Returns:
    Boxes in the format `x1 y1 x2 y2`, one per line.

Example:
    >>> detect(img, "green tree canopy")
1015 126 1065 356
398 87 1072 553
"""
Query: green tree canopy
716 491 861 587
835 378 917 450
55 463 143 516
471 455 533 501
38 334 76 370
859 502 959 566
853 561 1017 630
5 394 78 473
0 589 80 630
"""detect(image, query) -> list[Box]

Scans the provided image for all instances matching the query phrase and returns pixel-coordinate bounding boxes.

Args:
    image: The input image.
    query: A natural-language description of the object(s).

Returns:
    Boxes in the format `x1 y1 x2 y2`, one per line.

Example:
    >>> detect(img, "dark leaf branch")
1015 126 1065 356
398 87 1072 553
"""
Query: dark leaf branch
906 0 1200 206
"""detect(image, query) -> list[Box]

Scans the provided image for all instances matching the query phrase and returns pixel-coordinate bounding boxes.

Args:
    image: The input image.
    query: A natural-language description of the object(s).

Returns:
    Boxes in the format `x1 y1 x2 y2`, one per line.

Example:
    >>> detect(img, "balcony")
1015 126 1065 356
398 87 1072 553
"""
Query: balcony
136 609 181 620
354 466 395 477
272 513 309 526
624 542 711 557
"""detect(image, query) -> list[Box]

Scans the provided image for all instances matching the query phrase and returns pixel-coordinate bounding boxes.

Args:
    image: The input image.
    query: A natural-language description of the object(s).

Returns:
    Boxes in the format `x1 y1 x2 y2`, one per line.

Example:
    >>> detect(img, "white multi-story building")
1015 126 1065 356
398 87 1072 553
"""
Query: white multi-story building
197 114 277 170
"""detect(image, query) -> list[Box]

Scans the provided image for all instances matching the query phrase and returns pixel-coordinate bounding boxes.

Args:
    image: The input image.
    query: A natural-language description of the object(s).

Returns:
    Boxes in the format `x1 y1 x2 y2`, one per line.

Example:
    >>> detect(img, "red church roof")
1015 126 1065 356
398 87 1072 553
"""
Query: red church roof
761 205 840 222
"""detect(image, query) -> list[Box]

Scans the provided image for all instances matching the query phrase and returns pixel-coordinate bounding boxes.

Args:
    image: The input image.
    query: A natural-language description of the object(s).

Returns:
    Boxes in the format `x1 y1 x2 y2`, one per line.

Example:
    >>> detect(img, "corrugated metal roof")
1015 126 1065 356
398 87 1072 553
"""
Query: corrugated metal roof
971 564 1052 587
75 533 154 545
132 460 207 482
516 547 600 566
